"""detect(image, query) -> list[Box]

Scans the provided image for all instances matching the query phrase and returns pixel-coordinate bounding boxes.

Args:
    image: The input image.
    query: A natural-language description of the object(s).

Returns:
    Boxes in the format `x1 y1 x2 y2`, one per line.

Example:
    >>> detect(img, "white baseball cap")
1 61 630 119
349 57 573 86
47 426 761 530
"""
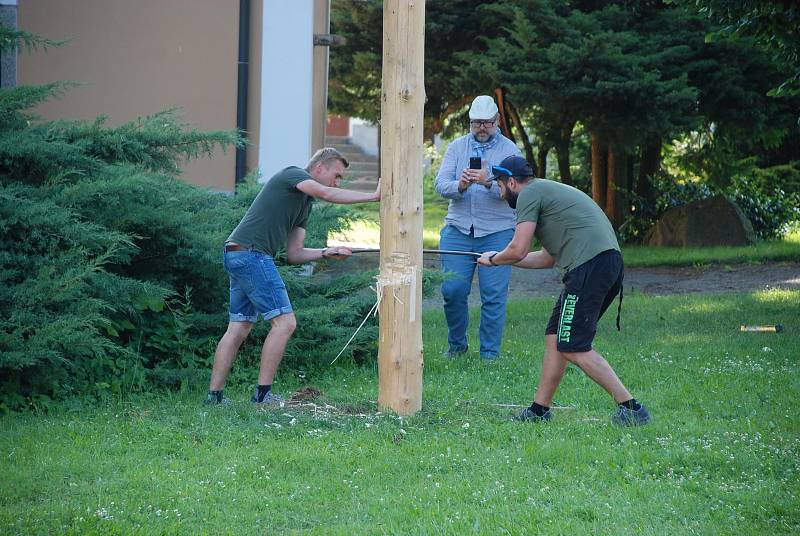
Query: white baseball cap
469 95 499 120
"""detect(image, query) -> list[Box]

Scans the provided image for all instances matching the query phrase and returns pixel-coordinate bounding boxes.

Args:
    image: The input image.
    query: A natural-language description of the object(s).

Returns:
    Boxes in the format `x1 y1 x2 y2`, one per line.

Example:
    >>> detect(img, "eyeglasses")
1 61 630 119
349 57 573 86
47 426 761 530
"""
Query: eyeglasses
470 120 496 128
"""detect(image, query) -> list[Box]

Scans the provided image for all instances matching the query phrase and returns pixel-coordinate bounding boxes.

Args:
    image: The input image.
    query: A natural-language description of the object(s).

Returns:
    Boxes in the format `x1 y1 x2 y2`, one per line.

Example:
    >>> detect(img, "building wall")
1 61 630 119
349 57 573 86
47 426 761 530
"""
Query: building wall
259 0 315 181
18 0 240 191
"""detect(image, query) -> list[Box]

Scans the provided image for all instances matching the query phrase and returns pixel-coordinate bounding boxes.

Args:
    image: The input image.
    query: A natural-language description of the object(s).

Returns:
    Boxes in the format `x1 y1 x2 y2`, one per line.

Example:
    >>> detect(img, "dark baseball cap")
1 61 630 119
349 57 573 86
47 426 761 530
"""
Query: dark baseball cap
490 155 535 180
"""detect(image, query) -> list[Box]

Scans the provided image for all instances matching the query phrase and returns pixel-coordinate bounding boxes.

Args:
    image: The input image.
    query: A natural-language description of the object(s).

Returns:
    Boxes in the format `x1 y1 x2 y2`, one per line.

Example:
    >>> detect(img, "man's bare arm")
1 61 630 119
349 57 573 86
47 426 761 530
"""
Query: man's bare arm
296 179 380 204
477 221 537 266
285 227 352 265
514 247 555 269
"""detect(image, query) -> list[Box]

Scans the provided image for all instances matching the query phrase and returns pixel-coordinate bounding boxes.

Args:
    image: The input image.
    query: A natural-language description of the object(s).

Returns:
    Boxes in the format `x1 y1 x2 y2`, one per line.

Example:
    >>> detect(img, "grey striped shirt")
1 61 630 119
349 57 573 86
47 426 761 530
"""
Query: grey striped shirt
434 132 521 237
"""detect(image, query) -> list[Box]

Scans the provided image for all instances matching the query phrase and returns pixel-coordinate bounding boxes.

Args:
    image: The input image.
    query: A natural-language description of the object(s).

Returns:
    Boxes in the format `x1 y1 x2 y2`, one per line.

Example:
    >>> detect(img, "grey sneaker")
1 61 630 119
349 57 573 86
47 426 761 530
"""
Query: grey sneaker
514 407 552 422
203 392 231 406
480 353 499 362
444 345 468 358
612 404 651 426
251 391 285 407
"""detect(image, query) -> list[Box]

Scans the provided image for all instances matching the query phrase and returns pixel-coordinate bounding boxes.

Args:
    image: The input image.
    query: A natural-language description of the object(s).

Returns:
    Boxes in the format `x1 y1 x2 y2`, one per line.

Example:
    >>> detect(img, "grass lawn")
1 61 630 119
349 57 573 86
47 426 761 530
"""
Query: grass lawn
622 228 800 267
1 290 798 534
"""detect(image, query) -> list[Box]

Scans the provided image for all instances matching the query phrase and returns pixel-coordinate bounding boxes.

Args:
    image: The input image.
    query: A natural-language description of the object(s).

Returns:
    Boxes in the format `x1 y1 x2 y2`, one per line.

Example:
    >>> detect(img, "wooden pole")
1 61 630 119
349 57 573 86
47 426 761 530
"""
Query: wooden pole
377 0 425 416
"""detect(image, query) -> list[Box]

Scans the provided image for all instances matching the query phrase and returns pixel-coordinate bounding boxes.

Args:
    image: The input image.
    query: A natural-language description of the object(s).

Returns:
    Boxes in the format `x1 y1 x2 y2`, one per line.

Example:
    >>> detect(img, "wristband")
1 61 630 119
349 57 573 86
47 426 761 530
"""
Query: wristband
321 247 329 259
489 252 498 265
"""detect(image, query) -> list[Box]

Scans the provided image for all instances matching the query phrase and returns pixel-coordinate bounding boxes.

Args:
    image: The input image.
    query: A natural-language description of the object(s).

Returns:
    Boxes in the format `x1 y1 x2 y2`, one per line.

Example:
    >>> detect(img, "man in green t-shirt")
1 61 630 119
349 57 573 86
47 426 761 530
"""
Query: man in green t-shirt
204 148 381 407
477 155 650 426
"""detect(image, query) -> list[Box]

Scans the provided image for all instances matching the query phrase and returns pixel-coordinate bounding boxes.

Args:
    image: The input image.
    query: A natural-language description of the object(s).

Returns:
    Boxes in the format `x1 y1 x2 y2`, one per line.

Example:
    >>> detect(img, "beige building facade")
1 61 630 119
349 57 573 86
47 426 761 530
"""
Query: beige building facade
15 0 331 192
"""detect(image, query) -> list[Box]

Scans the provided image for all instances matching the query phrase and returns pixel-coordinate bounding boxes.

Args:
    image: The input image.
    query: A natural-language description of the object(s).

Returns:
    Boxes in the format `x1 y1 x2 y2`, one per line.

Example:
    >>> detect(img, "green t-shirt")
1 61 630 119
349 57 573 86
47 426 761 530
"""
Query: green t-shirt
227 166 314 256
515 179 620 272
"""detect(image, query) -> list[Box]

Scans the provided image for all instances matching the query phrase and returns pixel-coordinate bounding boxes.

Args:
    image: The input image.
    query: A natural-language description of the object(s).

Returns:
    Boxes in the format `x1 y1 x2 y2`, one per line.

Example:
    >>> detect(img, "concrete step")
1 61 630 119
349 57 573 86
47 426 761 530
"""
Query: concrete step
325 143 361 153
324 137 378 159
343 177 379 192
331 148 378 163
324 135 350 145
347 161 378 172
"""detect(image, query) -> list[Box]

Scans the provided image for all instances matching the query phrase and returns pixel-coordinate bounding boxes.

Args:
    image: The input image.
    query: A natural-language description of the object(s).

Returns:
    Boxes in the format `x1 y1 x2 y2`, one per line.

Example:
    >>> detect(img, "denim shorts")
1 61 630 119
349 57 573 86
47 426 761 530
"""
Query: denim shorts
223 250 293 323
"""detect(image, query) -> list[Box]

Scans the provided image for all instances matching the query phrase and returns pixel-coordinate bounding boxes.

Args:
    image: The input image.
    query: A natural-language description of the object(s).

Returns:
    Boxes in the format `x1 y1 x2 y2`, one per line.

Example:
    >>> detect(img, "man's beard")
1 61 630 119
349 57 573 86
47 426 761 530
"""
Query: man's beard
472 131 493 143
504 189 519 209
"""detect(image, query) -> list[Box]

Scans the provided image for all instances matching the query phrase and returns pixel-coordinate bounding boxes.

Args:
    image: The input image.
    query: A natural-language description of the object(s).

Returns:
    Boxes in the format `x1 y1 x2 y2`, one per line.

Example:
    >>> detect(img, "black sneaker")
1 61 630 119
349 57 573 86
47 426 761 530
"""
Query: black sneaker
203 392 231 406
251 391 284 407
612 404 651 426
515 407 552 422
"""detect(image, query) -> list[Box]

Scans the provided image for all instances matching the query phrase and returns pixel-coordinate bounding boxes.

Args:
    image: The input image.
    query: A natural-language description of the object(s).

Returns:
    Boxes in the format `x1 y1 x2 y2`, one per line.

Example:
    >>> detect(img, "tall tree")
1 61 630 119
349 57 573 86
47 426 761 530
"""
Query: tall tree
469 0 582 183
477 1 701 225
685 0 799 97
330 0 501 139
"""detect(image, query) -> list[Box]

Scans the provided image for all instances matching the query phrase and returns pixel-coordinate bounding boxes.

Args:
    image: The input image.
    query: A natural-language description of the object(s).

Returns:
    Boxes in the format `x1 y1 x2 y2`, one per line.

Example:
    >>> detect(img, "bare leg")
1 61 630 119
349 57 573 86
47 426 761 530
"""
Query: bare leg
209 321 253 391
257 313 297 386
562 349 632 403
533 334 569 406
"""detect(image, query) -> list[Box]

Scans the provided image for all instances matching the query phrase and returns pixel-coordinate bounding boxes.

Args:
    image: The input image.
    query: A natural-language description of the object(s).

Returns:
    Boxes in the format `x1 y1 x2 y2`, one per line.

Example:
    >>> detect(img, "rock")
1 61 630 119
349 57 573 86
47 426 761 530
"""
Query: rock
646 195 756 247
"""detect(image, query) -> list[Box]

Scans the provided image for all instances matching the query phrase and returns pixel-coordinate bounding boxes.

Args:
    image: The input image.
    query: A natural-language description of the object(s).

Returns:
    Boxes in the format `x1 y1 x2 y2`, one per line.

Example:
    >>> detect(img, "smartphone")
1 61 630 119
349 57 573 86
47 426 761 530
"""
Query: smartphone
469 156 482 170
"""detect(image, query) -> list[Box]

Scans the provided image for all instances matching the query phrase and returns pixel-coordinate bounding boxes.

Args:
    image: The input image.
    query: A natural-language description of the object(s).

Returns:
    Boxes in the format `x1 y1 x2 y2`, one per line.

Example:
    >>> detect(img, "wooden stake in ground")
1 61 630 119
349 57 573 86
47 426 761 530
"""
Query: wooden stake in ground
377 0 425 416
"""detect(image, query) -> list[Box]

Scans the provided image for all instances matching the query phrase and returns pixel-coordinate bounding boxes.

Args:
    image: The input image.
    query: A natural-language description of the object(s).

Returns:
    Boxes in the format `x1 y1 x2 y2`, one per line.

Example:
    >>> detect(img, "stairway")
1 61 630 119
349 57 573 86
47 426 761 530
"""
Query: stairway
324 135 379 192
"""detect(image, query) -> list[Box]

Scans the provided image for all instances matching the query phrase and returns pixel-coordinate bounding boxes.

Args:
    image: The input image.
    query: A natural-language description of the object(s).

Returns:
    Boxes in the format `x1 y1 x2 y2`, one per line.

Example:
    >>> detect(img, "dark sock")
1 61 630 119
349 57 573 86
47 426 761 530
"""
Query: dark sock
208 390 223 402
530 402 550 416
256 384 272 402
620 398 641 411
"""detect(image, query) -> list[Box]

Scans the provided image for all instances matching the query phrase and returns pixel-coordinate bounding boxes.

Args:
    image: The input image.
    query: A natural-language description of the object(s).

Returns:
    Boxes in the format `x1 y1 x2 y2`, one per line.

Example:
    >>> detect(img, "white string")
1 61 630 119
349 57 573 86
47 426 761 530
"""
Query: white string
329 266 418 365
329 297 379 365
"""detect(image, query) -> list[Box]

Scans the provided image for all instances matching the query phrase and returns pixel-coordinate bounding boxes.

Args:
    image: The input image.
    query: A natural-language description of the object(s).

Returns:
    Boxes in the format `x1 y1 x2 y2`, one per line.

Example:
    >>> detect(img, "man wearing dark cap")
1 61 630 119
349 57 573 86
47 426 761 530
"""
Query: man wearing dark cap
477 155 650 426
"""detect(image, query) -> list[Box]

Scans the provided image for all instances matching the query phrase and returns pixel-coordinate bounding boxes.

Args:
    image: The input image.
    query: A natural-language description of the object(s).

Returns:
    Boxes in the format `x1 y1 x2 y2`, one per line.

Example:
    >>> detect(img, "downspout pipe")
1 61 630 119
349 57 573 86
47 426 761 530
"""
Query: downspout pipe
235 0 250 184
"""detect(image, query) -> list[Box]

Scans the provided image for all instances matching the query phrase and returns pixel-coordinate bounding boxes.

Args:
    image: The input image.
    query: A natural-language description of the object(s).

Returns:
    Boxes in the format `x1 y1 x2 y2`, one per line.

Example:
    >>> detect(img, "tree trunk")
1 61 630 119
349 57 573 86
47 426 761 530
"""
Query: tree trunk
555 144 573 185
637 135 662 205
493 87 515 143
591 132 607 209
378 0 425 416
537 145 550 179
626 154 634 221
555 117 576 185
605 148 627 228
506 98 534 164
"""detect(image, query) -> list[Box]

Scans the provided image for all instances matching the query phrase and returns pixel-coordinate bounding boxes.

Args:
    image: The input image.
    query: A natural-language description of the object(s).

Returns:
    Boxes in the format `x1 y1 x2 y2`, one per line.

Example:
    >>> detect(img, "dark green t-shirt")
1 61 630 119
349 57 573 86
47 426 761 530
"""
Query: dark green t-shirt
227 166 314 256
515 179 620 272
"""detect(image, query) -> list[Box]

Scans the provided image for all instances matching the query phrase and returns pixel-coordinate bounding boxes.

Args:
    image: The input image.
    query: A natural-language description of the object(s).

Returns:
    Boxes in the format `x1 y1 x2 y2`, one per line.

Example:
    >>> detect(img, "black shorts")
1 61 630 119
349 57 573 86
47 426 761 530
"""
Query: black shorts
545 249 623 353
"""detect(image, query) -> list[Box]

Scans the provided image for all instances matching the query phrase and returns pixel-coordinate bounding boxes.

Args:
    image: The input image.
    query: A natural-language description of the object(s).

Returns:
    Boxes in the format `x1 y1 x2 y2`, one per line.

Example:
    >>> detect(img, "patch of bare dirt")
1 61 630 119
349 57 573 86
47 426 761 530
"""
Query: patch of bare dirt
288 386 324 402
284 386 376 416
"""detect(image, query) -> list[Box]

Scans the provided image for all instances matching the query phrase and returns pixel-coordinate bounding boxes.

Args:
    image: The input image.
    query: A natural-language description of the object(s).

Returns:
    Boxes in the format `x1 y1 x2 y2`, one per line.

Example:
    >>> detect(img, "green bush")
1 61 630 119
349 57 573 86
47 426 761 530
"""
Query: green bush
729 164 800 239
0 29 379 410
619 164 800 243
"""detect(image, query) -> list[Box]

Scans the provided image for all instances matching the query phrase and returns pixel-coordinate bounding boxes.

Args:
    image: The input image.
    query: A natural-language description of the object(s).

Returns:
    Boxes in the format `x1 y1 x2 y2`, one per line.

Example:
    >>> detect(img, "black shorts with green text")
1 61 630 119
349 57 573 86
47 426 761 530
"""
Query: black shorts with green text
545 249 623 353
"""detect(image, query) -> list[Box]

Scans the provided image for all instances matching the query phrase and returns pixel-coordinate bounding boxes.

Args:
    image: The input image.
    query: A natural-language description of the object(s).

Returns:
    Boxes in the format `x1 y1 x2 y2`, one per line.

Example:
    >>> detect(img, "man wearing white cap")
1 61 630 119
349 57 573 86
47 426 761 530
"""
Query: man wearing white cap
434 95 523 361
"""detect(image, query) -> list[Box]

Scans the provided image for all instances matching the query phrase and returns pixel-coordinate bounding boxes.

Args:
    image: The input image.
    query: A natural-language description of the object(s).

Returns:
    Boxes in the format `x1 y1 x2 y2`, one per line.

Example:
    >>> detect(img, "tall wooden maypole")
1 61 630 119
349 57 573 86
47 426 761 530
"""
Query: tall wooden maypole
377 0 425 415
